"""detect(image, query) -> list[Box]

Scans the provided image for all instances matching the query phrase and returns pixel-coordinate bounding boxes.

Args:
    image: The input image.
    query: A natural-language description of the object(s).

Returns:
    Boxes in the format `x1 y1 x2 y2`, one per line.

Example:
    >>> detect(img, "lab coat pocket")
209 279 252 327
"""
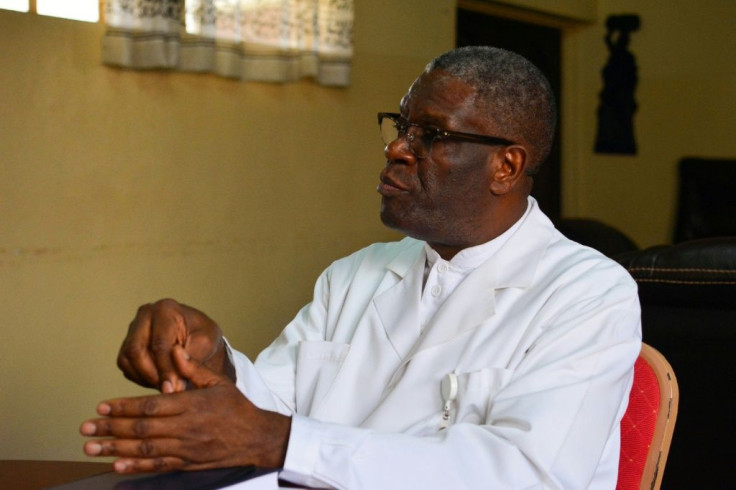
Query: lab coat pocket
295 340 350 415
453 367 513 425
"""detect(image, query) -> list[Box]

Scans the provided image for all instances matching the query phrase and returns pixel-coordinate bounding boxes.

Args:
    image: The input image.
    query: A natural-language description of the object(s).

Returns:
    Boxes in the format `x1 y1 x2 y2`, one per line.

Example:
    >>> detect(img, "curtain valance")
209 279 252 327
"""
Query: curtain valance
102 0 353 86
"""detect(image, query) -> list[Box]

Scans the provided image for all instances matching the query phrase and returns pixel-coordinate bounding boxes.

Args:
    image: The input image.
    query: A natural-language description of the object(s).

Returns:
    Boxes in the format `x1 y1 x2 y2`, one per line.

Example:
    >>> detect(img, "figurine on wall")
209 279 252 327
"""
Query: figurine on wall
594 14 641 155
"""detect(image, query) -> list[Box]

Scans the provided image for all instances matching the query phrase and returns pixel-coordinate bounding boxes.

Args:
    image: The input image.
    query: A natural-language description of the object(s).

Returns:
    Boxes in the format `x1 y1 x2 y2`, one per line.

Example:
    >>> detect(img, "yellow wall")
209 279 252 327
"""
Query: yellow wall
1 0 734 463
562 0 736 246
0 1 455 461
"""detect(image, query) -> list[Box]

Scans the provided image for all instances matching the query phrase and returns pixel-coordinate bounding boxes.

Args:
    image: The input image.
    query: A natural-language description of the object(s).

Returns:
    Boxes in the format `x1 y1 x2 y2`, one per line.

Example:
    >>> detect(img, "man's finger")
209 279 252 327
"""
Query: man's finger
118 306 160 388
80 412 190 439
112 456 191 474
87 393 188 420
149 300 189 392
82 437 182 458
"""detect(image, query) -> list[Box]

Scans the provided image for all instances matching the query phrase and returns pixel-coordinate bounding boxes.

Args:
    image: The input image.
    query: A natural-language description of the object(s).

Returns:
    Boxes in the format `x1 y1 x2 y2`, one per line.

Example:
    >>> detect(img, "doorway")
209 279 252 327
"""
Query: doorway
457 8 562 221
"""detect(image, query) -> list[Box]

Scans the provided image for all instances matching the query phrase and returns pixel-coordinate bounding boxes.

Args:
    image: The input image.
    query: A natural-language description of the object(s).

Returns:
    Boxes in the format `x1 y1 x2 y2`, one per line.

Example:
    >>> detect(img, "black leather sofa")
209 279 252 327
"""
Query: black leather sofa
615 238 736 489
556 217 736 488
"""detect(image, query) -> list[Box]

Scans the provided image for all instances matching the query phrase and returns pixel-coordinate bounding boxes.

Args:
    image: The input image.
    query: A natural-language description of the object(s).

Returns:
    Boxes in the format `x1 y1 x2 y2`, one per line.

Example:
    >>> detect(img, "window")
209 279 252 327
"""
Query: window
2 0 353 86
0 0 99 22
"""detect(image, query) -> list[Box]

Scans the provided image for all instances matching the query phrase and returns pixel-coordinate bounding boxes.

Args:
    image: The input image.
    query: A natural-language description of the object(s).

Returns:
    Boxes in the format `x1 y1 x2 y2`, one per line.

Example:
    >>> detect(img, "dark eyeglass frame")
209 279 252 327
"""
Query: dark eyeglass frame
377 112 514 158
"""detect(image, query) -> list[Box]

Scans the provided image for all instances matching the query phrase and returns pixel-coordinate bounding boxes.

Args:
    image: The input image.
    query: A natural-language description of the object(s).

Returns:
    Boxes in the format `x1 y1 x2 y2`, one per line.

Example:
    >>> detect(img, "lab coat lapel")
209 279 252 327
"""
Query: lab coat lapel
308 244 425 424
490 203 554 290
373 246 425 360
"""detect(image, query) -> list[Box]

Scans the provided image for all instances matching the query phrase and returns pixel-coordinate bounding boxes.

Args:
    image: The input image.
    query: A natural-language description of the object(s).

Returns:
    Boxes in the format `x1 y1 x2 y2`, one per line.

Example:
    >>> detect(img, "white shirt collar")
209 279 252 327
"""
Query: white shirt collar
423 198 532 271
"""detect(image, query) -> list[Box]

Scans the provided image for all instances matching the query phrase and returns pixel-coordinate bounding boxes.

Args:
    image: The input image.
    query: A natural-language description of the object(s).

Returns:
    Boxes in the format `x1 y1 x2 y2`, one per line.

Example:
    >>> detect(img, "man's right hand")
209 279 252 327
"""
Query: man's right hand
117 299 234 393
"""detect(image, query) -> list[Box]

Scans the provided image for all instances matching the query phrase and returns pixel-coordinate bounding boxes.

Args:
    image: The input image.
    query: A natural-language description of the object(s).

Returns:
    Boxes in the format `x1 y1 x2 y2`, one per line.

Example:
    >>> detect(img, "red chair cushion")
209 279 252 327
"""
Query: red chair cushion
617 356 660 490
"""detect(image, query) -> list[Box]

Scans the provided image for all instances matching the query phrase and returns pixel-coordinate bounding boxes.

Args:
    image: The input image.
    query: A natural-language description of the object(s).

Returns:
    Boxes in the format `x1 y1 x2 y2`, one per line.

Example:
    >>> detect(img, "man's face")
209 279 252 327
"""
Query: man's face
378 70 503 249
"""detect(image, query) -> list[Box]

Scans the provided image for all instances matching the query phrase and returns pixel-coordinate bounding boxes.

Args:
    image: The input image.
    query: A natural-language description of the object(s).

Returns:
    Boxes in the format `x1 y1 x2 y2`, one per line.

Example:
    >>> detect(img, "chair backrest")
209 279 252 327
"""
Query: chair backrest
617 343 679 490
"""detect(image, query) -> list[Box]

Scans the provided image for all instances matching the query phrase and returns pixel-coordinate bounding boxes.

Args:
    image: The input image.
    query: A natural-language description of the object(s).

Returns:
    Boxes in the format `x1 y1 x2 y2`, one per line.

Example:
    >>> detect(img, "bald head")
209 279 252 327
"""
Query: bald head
425 46 557 173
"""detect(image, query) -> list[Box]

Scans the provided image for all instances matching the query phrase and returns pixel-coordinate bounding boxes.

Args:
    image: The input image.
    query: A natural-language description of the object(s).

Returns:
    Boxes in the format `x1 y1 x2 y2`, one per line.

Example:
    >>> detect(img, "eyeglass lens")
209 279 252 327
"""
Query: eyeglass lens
379 116 431 158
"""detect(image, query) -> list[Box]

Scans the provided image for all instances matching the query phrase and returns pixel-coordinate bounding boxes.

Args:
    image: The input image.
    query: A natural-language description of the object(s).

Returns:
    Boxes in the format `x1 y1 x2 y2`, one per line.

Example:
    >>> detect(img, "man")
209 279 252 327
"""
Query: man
81 46 641 489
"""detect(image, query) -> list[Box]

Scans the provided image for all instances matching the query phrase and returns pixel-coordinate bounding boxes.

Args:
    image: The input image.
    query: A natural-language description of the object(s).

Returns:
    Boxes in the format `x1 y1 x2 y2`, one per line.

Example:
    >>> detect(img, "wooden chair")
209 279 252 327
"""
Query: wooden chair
617 343 679 490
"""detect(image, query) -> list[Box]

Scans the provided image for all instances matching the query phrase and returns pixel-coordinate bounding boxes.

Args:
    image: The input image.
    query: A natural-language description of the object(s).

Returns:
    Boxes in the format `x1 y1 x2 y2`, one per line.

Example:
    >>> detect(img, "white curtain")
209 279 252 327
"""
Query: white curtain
102 0 353 86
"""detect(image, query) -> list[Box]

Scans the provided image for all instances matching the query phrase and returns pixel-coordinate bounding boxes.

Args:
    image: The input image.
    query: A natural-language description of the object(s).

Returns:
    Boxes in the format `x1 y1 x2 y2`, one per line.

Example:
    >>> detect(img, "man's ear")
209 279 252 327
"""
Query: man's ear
489 145 528 195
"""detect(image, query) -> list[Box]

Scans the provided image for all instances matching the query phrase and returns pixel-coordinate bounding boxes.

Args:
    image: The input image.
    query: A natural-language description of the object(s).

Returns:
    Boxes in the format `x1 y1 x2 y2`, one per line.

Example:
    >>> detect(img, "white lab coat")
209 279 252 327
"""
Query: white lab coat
230 199 641 489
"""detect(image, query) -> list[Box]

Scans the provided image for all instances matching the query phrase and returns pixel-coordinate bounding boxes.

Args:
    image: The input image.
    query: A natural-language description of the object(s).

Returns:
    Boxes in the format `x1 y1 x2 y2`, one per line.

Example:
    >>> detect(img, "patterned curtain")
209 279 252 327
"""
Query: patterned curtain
102 0 354 86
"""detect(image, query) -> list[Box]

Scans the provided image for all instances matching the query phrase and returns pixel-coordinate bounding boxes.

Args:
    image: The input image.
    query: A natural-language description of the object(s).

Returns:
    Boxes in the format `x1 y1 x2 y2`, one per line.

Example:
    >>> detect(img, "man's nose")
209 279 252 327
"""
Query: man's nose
384 136 417 165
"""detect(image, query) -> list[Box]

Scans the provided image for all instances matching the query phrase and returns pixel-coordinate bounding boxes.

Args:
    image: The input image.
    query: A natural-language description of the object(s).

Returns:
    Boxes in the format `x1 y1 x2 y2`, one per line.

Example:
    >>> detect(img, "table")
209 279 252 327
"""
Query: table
0 460 111 490
0 460 305 489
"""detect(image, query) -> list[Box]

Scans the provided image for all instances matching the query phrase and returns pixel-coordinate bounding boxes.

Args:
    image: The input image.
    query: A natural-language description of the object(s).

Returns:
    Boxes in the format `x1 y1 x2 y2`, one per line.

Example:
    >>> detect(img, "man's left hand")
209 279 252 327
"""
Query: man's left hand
80 345 291 473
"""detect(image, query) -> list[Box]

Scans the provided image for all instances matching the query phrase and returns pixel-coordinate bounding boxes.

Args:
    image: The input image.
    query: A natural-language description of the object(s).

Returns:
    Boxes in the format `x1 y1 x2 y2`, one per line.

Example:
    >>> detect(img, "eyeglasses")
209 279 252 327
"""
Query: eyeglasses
377 112 514 159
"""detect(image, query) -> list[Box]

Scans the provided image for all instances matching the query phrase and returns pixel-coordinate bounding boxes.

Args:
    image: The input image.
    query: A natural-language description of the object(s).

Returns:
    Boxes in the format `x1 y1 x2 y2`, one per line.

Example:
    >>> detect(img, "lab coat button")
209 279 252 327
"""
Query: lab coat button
431 284 441 297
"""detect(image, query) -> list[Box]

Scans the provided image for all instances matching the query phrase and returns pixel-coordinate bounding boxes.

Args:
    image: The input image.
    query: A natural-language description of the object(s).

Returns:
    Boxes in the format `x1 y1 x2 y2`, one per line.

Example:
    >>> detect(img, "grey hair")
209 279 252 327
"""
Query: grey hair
426 46 557 172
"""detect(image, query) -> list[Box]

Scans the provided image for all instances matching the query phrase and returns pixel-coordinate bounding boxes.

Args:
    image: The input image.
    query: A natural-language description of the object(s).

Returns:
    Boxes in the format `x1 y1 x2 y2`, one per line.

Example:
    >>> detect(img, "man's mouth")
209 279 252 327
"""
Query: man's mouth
377 174 410 196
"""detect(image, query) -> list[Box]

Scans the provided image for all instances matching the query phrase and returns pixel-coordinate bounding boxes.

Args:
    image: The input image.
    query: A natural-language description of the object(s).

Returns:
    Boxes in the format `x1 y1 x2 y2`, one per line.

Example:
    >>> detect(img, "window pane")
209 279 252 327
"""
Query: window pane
0 0 29 12
37 0 98 22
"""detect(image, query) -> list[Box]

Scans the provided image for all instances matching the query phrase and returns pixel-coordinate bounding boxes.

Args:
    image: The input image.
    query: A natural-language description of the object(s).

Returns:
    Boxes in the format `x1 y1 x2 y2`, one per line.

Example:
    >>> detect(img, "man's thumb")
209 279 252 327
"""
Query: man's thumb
171 344 227 389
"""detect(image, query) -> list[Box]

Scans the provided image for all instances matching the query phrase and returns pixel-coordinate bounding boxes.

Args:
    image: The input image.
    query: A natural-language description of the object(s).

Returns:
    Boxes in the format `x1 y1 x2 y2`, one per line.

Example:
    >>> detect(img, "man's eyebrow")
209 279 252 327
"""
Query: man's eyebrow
411 110 451 128
398 95 409 113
